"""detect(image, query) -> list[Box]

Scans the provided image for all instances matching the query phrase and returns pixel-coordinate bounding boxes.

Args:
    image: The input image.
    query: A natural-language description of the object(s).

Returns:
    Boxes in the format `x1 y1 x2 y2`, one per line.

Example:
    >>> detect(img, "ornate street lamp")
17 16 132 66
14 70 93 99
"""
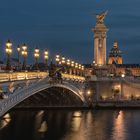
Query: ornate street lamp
44 49 48 70
75 63 78 75
21 43 27 70
81 65 85 76
61 57 65 65
71 61 75 67
71 61 75 74
44 49 48 64
34 47 40 70
17 45 20 70
5 40 12 70
78 64 82 76
75 63 78 68
66 59 70 74
81 65 84 70
61 56 66 73
55 54 60 66
79 64 81 68
67 59 70 66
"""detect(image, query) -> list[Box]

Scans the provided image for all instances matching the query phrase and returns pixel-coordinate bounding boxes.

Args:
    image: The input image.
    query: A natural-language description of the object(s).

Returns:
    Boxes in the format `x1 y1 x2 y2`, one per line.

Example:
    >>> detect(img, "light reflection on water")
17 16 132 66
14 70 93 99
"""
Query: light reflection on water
71 111 82 132
112 111 126 140
0 113 11 130
0 110 140 140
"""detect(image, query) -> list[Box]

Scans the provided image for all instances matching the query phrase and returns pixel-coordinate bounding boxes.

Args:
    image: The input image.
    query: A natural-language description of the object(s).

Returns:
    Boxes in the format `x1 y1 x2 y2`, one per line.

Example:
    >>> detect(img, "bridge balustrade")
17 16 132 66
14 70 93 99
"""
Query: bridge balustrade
62 73 85 82
0 72 85 83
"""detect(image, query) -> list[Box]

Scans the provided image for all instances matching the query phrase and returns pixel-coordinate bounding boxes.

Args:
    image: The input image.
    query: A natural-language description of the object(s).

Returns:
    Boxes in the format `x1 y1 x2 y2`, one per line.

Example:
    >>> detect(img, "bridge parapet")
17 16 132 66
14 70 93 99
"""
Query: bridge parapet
62 73 85 82
0 72 48 82
0 72 85 83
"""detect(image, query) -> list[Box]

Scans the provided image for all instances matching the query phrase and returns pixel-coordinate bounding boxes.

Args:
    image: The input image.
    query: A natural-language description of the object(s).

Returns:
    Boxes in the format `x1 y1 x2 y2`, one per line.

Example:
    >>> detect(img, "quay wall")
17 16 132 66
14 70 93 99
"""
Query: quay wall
90 79 140 101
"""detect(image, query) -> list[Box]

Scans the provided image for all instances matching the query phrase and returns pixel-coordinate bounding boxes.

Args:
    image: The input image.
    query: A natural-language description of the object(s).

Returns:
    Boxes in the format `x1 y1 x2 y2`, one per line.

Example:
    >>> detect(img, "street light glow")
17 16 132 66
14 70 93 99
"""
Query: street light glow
56 54 60 63
34 48 40 58
81 65 84 70
62 57 65 64
22 43 27 51
17 46 20 52
5 40 13 70
79 64 82 69
6 40 12 48
71 61 75 67
121 74 125 78
67 59 70 66
75 63 78 68
21 43 28 70
87 90 91 95
44 49 49 63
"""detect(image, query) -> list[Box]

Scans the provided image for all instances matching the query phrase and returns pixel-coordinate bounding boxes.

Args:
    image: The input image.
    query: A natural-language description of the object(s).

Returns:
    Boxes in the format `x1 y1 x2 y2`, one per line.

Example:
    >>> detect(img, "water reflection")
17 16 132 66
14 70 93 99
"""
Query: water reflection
63 111 93 140
38 121 48 133
34 110 46 139
112 111 126 140
34 110 44 130
0 113 11 130
71 111 82 132
0 110 140 140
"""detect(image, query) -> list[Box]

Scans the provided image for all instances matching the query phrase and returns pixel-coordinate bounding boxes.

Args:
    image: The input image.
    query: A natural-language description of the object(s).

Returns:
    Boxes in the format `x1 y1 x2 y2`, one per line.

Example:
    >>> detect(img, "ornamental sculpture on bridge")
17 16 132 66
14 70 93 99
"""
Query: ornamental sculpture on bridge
49 60 63 84
96 11 108 24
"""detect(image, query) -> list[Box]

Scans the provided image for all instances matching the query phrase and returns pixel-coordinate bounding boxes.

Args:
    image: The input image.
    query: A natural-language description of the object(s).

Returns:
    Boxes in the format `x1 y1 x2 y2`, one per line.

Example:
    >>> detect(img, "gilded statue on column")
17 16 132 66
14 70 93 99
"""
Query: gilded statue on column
96 11 108 24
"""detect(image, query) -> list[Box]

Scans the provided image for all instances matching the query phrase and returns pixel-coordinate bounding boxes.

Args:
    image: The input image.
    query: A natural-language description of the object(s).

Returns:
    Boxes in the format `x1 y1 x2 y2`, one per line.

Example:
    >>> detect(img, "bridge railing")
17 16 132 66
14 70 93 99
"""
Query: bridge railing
0 72 48 82
62 73 85 81
0 72 85 83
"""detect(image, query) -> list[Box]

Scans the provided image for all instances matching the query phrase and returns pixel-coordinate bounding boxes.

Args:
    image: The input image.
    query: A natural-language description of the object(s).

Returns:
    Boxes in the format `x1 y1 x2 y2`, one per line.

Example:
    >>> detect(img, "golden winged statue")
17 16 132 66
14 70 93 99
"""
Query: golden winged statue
96 11 108 24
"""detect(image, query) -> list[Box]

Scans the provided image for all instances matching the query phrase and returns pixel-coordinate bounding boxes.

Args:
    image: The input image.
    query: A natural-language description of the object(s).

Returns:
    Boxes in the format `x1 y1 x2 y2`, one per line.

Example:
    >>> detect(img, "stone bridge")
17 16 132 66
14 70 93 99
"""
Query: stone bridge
0 72 87 117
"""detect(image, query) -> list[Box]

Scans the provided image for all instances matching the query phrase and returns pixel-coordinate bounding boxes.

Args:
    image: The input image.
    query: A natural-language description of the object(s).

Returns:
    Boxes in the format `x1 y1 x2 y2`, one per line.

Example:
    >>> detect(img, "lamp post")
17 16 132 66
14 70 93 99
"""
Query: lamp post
67 59 70 66
17 45 20 70
44 49 48 70
34 47 40 70
21 43 27 70
5 40 12 71
86 90 93 107
78 64 82 76
55 54 60 66
67 59 70 74
75 63 78 75
71 61 75 74
61 57 65 65
61 56 65 73
81 65 85 76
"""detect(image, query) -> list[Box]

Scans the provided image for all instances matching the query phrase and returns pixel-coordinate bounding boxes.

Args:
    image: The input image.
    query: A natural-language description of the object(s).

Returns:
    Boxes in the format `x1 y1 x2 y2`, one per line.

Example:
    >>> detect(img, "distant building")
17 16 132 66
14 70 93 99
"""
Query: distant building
108 40 123 64
91 12 140 77
114 64 140 76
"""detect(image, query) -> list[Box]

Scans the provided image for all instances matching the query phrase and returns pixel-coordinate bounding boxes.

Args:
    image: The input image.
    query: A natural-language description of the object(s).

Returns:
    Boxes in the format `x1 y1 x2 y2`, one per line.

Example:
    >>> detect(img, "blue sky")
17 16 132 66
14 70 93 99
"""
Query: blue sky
0 0 140 64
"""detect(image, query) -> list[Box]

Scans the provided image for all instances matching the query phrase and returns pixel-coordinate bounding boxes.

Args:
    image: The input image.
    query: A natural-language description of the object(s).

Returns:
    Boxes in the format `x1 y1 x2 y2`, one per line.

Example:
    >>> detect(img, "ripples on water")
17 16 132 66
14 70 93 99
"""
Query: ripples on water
0 110 140 140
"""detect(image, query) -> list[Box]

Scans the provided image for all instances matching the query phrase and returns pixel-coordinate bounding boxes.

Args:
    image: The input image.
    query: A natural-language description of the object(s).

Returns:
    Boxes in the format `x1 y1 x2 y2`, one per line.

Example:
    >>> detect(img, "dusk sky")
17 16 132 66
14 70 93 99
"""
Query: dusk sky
0 0 140 64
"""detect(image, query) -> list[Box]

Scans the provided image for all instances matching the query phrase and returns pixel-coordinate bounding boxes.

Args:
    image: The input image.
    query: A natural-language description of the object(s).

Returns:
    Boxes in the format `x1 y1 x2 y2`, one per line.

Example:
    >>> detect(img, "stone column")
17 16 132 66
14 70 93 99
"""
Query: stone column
92 23 108 66
94 37 99 64
103 37 107 64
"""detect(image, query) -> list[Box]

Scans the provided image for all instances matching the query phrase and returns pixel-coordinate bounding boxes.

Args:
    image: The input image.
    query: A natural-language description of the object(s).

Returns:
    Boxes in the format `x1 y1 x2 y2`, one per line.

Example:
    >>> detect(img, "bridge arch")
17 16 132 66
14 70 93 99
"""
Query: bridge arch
0 78 85 116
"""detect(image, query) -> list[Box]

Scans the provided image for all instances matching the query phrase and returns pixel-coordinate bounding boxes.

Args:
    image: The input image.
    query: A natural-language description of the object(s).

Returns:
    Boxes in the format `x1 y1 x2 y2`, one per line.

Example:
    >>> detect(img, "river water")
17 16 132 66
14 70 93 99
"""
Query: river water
0 110 140 140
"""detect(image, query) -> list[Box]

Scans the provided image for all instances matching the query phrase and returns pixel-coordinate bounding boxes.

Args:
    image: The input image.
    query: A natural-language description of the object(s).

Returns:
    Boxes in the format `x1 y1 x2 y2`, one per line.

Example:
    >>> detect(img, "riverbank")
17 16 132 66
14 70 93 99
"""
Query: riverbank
12 102 140 110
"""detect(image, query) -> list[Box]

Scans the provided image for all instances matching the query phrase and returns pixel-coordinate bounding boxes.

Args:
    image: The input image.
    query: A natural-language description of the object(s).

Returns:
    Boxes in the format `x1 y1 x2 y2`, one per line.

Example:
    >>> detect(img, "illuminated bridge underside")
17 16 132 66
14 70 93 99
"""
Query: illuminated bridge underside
16 87 83 107
0 78 85 117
